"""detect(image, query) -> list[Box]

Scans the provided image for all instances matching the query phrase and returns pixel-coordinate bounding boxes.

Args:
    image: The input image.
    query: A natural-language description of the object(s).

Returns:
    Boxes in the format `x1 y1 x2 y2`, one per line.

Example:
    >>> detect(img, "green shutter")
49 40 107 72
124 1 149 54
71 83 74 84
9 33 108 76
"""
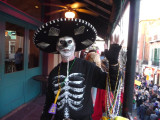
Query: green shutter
158 48 160 66
154 48 158 65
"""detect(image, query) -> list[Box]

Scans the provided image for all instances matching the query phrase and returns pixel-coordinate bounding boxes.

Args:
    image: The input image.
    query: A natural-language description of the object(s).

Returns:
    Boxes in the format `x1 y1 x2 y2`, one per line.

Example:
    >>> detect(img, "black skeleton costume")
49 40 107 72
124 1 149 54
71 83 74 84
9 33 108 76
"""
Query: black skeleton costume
33 18 121 120
43 57 119 120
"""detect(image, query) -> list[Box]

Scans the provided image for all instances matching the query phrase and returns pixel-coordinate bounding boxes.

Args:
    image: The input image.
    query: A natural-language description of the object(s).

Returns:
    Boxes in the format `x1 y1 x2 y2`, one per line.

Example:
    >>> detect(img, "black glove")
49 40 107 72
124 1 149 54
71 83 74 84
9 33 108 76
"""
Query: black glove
104 44 122 64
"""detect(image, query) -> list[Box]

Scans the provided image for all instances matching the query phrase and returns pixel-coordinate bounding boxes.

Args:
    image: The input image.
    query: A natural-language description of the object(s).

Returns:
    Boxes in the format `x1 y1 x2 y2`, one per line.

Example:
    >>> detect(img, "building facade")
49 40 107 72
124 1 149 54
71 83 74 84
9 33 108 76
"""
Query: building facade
137 19 160 85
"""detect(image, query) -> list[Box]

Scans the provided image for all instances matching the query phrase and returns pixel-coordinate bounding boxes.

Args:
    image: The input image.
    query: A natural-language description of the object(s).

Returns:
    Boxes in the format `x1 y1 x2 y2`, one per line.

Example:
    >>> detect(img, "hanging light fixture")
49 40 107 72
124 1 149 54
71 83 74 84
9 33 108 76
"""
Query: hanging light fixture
65 11 75 18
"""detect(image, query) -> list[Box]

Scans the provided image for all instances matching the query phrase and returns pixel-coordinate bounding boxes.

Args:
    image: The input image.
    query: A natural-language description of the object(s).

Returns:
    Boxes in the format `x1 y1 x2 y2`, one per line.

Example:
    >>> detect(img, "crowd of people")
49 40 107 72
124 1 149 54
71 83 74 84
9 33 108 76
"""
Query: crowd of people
133 77 160 120
85 48 160 120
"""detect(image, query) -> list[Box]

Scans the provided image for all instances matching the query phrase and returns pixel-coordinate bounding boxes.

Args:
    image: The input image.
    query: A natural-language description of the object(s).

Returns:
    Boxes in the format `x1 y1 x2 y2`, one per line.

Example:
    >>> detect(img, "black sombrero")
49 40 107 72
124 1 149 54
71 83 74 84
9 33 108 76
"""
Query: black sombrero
33 18 97 53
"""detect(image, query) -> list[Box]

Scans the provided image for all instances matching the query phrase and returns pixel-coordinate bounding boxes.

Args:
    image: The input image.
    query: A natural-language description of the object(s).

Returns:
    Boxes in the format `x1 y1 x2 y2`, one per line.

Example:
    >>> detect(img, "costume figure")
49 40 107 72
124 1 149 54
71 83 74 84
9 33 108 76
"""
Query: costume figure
33 18 122 120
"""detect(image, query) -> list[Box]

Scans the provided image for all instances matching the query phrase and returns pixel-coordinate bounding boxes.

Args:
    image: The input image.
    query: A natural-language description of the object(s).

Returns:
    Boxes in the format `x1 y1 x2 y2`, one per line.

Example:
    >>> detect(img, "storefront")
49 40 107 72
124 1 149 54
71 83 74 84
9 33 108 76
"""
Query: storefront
142 65 160 86
0 1 42 118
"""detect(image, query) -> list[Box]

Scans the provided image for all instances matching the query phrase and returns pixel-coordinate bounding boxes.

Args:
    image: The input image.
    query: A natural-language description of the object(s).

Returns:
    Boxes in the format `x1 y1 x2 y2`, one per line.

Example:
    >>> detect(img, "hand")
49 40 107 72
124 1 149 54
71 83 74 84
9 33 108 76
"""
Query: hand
111 34 124 46
105 35 123 64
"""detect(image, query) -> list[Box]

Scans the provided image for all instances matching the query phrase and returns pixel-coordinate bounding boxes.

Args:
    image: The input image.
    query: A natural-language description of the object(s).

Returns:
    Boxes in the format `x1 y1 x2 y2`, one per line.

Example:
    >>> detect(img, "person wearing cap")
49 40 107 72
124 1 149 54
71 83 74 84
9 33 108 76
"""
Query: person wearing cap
33 18 122 120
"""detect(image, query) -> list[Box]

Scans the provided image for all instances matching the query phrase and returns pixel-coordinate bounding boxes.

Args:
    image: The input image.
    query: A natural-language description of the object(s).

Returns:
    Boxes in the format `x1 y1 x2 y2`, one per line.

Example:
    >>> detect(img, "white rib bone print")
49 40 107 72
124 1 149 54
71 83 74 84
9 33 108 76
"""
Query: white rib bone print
52 73 85 119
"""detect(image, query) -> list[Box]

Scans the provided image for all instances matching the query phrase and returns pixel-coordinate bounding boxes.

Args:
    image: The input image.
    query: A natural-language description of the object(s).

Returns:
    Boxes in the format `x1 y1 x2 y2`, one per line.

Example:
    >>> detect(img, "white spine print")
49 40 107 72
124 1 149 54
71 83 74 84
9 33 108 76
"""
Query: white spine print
64 107 69 118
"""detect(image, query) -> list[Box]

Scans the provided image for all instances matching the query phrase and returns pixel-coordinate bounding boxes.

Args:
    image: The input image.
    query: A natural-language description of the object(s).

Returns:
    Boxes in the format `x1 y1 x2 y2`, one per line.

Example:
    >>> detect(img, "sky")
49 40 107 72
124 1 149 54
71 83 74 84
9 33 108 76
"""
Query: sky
140 0 160 20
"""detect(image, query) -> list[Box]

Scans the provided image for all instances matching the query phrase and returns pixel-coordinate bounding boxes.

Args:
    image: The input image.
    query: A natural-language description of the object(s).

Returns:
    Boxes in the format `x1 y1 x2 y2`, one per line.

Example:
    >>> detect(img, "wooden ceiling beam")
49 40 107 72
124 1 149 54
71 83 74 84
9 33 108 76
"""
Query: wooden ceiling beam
85 7 109 20
79 1 111 19
100 0 113 6
84 0 111 14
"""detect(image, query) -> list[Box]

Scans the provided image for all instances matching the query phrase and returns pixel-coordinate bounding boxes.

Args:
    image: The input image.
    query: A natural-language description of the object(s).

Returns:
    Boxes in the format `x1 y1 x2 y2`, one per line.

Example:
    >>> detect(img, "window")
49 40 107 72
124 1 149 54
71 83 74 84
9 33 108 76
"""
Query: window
5 22 24 73
28 30 40 68
152 48 160 66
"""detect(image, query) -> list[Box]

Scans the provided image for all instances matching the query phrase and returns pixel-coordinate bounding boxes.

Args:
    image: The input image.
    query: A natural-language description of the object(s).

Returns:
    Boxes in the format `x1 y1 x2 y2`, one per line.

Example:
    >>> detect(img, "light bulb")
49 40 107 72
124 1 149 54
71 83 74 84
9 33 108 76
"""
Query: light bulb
65 11 75 18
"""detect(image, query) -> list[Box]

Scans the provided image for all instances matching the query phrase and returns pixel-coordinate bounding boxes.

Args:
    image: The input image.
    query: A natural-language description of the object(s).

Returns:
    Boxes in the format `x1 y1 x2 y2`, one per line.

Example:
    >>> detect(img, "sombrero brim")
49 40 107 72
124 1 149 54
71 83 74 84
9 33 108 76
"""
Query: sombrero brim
33 18 97 53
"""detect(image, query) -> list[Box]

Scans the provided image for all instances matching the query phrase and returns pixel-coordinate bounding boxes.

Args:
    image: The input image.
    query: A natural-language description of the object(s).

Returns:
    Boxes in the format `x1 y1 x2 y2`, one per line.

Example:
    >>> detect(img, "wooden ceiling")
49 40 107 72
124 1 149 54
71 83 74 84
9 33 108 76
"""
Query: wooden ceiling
5 0 124 40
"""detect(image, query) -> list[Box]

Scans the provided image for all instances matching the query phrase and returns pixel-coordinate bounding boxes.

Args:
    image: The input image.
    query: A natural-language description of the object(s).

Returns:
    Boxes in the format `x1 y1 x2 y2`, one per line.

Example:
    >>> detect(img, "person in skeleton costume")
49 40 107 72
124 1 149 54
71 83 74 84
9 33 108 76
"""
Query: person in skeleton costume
33 18 122 120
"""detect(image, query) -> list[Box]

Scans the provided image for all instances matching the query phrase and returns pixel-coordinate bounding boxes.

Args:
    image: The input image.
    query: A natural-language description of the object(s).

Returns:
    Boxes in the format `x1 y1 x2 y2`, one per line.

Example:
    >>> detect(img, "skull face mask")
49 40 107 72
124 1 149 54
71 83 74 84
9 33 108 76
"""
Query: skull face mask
56 36 76 59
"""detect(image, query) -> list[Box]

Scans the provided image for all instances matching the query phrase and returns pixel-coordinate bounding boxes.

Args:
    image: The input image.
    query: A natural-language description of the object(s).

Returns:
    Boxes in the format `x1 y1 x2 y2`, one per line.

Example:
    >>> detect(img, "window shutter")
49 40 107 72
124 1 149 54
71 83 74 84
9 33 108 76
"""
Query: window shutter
158 48 160 66
154 48 158 65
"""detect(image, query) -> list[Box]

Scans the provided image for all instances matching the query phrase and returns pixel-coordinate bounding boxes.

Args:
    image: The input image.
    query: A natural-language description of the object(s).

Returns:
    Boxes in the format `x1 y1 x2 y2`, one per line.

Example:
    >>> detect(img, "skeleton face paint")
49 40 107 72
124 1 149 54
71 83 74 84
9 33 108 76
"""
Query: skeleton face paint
56 36 76 58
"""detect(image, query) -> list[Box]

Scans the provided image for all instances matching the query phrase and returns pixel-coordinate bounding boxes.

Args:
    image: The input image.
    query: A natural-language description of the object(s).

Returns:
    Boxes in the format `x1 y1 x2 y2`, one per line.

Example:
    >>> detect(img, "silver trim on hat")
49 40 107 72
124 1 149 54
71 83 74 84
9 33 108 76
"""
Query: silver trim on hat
45 23 48 26
48 27 60 36
60 18 63 21
39 27 42 30
74 26 85 35
37 42 50 49
81 39 93 46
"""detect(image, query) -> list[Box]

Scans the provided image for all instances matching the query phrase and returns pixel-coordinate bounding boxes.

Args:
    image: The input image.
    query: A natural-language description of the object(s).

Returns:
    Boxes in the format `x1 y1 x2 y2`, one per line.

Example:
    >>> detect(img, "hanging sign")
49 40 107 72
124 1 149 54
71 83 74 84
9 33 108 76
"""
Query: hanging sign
135 80 141 86
144 67 155 77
